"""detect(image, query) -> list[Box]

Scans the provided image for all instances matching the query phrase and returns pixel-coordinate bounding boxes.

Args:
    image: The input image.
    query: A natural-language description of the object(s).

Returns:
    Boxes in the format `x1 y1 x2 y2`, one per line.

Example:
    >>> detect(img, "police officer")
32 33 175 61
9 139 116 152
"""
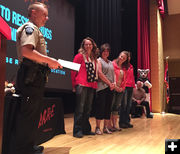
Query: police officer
9 2 62 154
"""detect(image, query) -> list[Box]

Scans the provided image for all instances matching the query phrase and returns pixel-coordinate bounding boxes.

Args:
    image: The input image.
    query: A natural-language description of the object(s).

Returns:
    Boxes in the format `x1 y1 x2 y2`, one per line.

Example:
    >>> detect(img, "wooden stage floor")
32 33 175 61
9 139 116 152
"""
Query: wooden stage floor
42 113 180 154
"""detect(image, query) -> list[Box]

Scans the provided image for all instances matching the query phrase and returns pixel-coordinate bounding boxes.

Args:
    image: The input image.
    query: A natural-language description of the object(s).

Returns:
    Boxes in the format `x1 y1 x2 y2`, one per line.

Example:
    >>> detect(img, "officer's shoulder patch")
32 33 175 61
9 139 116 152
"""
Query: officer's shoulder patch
25 25 34 35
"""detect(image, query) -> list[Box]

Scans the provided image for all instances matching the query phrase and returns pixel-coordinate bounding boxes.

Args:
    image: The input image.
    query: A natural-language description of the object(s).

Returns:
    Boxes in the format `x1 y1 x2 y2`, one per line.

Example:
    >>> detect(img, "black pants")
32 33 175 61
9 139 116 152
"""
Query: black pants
131 100 151 117
73 85 95 135
9 62 46 154
95 87 113 120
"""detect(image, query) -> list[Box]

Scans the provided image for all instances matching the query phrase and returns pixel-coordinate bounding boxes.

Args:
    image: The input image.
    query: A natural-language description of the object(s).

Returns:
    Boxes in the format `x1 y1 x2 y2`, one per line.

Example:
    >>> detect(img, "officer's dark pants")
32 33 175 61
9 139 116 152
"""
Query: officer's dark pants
119 87 133 126
9 62 45 154
73 85 95 136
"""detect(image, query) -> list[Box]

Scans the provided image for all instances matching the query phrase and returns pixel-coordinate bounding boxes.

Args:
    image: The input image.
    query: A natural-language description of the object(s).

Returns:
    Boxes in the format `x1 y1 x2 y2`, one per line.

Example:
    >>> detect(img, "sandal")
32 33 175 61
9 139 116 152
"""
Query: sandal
107 126 116 132
103 127 112 134
112 127 122 131
95 127 103 135
109 127 117 132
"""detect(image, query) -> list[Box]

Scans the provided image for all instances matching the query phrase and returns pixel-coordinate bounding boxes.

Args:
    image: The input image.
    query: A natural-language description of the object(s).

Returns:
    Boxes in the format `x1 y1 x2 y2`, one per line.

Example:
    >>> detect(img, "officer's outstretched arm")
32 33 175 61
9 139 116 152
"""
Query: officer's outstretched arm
21 44 62 69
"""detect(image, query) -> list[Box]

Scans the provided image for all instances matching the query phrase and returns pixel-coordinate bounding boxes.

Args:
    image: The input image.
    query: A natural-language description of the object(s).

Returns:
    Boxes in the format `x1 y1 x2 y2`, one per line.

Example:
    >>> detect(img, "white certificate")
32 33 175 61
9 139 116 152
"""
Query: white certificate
58 59 81 71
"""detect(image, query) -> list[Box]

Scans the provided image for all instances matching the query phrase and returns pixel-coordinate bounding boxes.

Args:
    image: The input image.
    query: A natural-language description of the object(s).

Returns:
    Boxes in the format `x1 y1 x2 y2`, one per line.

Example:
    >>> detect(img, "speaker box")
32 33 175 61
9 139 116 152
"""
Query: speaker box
169 77 180 114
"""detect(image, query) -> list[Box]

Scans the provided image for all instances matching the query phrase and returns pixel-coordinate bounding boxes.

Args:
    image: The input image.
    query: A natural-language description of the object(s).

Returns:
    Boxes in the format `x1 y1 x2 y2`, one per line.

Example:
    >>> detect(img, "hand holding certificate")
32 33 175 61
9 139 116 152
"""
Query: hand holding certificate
58 59 81 71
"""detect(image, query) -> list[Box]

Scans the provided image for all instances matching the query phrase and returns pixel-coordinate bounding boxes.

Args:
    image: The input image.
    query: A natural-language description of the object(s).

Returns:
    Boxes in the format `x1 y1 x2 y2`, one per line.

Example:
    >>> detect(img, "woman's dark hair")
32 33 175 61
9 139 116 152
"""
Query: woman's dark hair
95 48 100 58
116 50 129 70
100 43 111 56
78 37 97 60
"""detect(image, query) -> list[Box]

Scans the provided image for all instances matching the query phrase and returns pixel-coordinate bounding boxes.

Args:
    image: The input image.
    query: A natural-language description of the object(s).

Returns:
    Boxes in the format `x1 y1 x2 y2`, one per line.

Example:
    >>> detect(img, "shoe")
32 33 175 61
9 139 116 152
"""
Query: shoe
108 127 116 132
95 127 103 135
103 127 112 134
126 123 133 128
33 145 44 153
119 123 128 129
83 131 95 135
114 127 122 131
147 114 153 118
111 127 122 131
73 132 83 138
131 114 141 118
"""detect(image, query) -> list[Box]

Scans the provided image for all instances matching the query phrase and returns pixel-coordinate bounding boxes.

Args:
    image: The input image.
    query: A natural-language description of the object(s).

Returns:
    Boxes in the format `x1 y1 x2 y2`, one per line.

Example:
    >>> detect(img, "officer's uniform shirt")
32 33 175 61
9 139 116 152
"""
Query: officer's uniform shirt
16 21 47 63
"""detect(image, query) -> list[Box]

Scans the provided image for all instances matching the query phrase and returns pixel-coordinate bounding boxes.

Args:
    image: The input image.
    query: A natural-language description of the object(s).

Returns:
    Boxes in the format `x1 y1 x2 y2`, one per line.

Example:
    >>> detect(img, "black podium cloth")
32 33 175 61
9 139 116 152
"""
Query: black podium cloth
2 95 65 154
37 97 66 144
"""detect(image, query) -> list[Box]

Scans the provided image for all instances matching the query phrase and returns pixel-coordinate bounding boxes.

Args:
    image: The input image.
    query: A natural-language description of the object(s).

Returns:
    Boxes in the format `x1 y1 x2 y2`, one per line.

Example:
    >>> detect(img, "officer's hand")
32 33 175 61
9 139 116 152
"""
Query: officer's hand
48 58 63 69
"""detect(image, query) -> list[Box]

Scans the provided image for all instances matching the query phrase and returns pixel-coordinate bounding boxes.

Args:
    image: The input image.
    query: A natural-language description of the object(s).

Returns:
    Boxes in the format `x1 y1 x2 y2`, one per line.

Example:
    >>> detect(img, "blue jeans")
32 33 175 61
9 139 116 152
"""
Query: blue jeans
119 87 133 125
73 85 95 135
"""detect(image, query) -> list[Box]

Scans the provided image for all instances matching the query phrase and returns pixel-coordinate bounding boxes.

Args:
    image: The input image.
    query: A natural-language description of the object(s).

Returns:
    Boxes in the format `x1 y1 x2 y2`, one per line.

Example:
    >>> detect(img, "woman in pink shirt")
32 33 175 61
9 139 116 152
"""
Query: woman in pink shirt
109 51 129 131
71 37 98 138
119 52 135 129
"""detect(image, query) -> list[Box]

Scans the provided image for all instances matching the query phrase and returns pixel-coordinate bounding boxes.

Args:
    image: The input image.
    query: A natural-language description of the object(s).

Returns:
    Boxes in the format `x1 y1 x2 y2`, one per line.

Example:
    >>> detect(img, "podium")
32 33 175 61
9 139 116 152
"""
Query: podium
0 17 11 154
2 96 65 154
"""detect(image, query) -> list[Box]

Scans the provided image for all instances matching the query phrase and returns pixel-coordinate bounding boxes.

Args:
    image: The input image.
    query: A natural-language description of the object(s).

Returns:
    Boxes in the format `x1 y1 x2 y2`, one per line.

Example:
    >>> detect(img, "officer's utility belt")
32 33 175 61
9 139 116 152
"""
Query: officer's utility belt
21 58 51 85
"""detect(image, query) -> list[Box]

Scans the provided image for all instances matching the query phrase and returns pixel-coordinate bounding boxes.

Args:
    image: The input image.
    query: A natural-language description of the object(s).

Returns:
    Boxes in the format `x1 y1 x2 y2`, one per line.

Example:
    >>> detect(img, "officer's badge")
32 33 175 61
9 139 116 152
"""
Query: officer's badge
25 26 34 35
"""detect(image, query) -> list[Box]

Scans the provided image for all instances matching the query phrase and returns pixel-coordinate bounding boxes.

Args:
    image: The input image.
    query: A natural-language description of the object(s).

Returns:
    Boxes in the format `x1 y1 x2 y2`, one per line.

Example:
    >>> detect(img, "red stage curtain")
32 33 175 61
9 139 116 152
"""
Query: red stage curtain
137 0 150 72
137 0 151 110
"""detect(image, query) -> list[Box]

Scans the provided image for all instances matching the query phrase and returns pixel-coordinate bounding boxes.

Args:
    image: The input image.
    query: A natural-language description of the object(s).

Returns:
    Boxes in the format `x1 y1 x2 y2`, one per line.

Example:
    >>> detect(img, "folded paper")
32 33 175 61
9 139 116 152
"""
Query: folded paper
58 59 81 71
